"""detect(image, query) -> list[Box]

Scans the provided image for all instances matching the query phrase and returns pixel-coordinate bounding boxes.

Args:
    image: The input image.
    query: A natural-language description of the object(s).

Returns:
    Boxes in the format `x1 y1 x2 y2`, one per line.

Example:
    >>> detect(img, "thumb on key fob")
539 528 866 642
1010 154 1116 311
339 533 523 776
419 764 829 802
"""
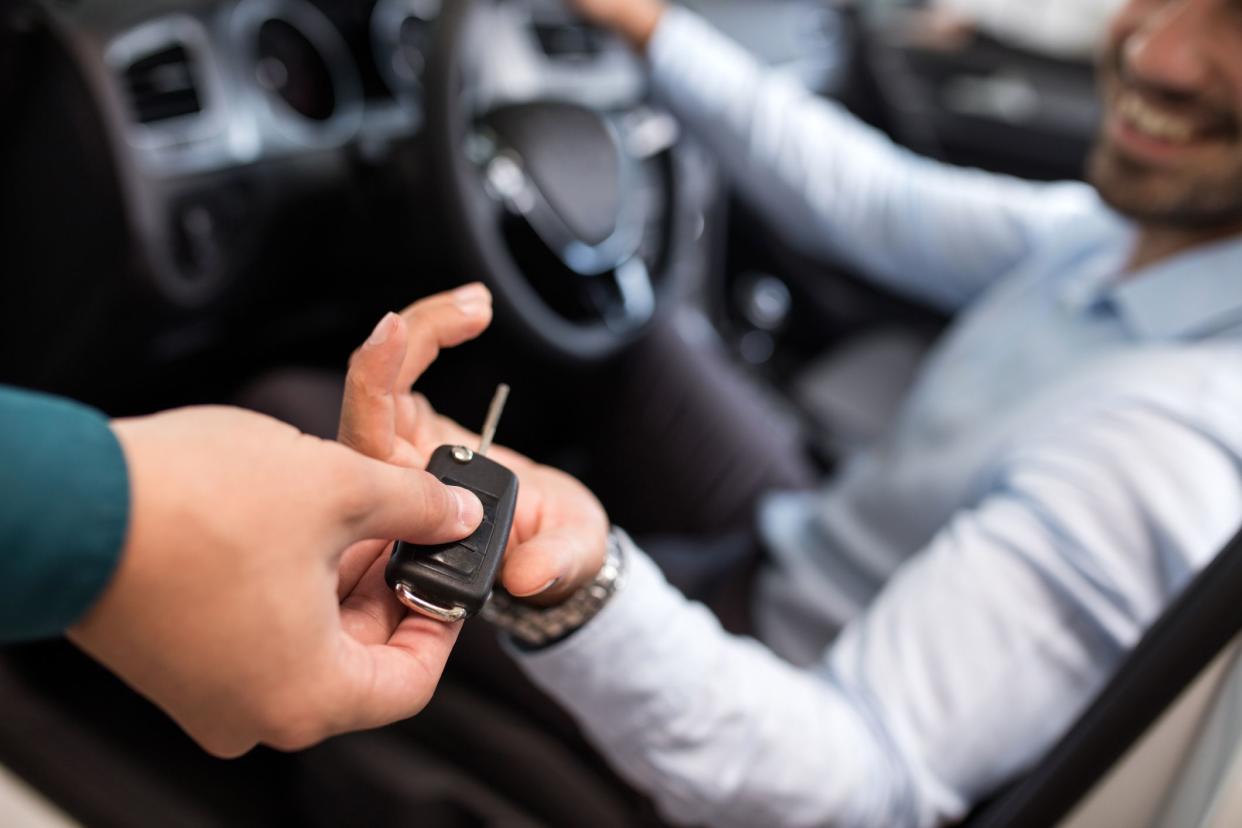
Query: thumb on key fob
386 385 519 621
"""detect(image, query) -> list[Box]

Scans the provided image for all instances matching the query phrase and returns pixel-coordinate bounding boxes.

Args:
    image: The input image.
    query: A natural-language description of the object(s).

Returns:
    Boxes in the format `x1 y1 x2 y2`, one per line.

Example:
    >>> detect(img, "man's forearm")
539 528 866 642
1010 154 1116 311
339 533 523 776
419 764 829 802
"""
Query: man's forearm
508 399 1242 828
644 7 1096 312
509 535 906 827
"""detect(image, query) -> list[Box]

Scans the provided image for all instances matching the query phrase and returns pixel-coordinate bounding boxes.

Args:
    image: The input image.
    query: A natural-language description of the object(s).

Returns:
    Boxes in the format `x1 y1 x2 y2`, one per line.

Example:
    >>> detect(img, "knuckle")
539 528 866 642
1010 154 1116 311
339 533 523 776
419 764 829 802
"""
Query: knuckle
403 311 441 355
410 339 440 372
344 361 367 392
344 362 383 402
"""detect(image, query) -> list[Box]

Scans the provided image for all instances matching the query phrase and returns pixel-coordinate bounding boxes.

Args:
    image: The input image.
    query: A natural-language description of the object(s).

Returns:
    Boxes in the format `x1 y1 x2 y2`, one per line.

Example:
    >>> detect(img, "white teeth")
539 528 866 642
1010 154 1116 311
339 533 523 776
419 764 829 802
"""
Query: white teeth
1117 93 1196 143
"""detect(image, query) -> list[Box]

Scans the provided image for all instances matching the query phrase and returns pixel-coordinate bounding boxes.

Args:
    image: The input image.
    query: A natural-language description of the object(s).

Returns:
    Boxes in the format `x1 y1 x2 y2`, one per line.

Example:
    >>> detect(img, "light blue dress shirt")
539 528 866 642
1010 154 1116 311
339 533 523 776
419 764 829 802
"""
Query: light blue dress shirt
513 8 1242 827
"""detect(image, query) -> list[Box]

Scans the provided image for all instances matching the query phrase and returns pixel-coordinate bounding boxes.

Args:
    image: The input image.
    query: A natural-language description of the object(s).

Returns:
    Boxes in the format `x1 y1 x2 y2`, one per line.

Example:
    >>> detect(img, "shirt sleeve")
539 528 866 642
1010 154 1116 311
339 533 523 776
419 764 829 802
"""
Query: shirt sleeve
647 7 1099 312
0 386 129 641
510 400 1242 827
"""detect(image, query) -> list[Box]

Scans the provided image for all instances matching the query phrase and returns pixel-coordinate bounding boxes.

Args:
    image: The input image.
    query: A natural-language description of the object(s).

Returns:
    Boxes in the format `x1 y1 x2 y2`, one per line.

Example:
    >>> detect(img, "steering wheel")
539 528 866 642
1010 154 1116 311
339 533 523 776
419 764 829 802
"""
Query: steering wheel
422 0 690 362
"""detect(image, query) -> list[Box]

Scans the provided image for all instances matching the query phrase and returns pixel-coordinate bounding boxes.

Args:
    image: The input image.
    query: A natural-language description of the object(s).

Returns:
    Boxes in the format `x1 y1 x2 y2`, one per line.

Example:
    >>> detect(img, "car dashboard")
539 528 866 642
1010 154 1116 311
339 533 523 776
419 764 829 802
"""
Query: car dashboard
0 0 834 412
43 0 653 301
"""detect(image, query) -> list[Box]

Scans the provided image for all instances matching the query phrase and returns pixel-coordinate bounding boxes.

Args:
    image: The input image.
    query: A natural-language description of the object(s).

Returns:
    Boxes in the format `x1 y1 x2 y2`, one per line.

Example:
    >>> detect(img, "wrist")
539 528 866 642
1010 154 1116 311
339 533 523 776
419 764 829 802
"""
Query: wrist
483 529 627 649
69 420 151 645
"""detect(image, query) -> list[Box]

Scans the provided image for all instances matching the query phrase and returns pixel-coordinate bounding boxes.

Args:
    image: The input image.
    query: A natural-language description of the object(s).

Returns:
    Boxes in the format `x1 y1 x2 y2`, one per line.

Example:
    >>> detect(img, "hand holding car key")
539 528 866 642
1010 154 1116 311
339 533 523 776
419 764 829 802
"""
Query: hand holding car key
337 286 611 635
385 384 519 621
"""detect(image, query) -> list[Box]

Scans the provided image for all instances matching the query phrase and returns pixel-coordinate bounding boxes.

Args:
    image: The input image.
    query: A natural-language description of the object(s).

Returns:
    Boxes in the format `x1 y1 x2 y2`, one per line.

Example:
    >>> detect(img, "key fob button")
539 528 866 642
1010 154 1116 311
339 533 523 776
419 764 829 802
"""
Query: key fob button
458 518 492 554
426 543 484 578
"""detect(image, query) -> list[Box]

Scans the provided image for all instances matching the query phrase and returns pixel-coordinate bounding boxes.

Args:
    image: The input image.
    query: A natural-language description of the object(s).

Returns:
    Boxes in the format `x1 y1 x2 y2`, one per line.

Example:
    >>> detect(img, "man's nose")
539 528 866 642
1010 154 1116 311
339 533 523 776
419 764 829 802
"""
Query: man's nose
1122 0 1212 94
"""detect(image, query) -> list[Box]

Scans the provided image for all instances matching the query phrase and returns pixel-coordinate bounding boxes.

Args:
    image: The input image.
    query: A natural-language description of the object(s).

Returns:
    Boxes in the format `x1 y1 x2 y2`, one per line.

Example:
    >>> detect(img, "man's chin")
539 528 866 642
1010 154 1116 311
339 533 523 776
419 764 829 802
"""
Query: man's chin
1088 143 1242 228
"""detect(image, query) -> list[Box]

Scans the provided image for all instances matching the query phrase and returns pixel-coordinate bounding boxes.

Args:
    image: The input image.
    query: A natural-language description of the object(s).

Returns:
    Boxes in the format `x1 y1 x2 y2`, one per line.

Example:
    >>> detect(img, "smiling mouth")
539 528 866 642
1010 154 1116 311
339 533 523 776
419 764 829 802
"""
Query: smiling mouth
1112 90 1237 148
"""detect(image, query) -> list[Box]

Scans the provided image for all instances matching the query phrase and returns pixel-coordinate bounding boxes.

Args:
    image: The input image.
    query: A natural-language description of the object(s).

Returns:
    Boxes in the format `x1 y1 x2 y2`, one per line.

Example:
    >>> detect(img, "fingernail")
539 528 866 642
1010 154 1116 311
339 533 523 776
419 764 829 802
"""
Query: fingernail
453 283 491 314
367 312 399 347
510 577 561 599
450 486 484 529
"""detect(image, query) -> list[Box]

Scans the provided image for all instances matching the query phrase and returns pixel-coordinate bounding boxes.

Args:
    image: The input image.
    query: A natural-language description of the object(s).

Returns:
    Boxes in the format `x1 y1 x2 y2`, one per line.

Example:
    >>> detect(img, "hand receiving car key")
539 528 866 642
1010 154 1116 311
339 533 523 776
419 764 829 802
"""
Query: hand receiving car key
385 384 519 621
338 284 610 632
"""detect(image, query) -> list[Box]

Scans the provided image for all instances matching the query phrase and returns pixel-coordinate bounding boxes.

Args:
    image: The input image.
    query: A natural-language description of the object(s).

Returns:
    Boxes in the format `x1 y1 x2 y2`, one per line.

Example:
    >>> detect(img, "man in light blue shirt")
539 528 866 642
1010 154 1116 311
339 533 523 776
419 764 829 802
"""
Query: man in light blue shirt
338 0 1242 825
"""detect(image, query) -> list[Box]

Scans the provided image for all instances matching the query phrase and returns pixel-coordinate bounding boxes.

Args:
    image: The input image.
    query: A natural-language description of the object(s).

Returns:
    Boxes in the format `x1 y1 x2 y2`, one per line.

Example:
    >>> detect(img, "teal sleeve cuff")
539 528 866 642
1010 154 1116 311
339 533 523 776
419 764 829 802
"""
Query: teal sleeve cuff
0 386 129 641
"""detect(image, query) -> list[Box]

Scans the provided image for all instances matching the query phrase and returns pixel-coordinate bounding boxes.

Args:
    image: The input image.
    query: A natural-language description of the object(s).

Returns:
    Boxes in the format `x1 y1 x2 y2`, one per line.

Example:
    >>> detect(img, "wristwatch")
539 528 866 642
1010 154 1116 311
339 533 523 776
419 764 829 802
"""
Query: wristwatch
481 530 627 649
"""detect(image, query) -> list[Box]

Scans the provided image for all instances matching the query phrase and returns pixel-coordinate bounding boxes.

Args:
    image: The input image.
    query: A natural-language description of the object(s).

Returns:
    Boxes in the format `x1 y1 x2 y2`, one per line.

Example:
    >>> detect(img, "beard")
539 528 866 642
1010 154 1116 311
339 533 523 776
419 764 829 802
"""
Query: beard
1088 138 1242 228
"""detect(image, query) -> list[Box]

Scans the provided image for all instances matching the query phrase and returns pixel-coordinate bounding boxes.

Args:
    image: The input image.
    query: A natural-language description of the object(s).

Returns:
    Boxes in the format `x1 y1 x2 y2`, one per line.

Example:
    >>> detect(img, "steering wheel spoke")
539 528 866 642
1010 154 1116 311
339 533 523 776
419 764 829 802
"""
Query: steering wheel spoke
579 255 656 333
619 107 681 161
609 256 658 329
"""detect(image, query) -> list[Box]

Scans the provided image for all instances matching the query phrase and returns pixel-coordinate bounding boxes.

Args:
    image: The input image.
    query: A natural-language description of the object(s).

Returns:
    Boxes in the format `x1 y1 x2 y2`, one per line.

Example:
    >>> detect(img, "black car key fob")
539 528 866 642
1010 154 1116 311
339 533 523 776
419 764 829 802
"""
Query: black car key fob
385 385 518 622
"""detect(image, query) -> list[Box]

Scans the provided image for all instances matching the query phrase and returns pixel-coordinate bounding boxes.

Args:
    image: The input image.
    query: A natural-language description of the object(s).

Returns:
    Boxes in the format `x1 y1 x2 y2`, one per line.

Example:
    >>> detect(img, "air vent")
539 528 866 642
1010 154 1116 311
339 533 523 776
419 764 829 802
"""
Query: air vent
532 22 604 59
123 45 202 125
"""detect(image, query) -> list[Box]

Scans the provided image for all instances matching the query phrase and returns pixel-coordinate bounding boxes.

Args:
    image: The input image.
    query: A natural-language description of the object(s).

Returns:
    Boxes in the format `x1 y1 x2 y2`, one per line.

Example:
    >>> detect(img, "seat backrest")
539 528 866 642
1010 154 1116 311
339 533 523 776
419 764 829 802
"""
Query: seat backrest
1150 637 1242 828
963 524 1242 828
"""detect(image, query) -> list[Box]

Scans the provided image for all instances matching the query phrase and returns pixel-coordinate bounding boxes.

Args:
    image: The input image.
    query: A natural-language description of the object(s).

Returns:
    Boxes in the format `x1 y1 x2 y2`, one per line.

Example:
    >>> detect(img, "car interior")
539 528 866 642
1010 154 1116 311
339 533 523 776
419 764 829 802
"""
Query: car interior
1 0 1238 825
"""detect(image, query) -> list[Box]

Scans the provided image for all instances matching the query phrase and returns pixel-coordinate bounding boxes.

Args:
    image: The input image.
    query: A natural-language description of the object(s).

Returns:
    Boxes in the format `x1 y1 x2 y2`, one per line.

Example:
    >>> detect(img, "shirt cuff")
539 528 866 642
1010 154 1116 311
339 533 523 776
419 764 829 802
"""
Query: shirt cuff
506 529 705 741
0 387 129 641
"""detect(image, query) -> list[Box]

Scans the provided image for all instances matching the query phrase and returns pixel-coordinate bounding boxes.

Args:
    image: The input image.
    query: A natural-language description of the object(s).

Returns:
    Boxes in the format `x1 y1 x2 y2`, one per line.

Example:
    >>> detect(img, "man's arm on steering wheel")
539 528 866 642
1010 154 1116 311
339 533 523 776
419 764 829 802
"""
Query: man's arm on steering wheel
571 0 1099 312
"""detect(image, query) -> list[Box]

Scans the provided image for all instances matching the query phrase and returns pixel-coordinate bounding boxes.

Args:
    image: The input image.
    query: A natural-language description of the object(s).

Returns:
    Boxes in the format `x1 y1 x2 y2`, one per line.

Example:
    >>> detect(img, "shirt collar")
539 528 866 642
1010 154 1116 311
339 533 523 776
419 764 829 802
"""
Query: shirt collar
1056 214 1242 341
1111 233 1242 340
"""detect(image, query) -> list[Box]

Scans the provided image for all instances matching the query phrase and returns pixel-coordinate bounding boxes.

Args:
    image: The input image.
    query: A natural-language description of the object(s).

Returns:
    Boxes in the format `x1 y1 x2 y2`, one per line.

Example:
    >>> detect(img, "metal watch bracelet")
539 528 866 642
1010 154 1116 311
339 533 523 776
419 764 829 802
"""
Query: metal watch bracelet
481 530 627 650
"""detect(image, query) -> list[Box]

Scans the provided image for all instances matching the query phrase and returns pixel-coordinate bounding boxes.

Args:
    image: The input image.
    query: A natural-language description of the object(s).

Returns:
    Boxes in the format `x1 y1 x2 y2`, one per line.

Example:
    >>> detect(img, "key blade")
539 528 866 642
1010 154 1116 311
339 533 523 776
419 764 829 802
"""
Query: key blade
477 383 510 456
